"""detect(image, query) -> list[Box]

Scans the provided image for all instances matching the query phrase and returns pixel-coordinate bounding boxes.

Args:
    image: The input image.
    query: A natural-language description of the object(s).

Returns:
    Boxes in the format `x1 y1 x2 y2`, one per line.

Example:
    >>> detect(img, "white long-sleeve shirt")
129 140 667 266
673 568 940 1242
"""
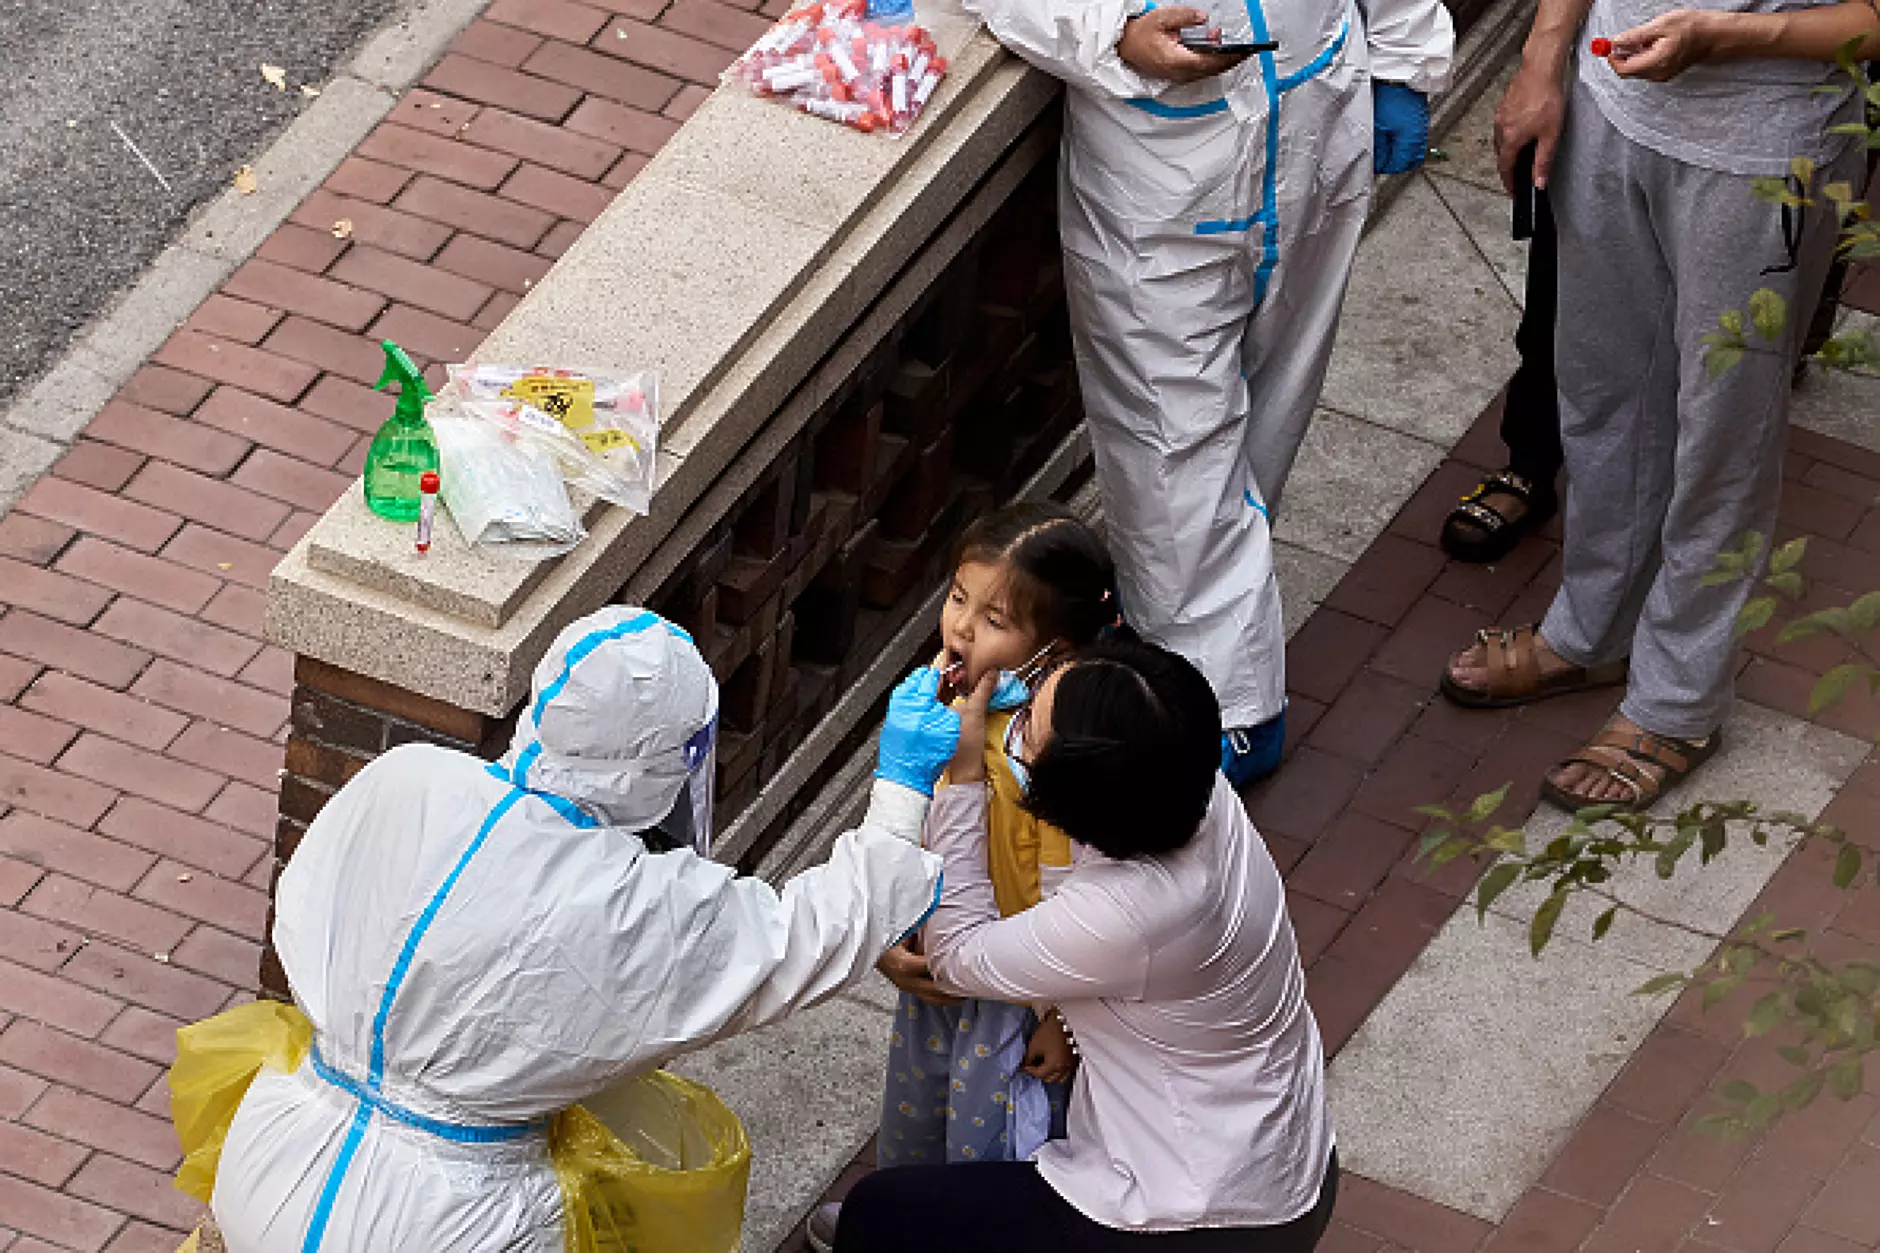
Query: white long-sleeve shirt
924 774 1333 1232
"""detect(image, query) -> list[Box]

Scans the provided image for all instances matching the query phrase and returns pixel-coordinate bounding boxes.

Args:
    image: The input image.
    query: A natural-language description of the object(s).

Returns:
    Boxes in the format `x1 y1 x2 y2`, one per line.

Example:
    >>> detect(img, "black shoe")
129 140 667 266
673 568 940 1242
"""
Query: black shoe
1440 469 1557 564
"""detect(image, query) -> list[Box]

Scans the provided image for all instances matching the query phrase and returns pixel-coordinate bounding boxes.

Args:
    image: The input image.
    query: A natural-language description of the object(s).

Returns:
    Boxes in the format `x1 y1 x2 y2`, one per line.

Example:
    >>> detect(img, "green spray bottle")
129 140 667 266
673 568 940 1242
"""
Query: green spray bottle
363 341 440 522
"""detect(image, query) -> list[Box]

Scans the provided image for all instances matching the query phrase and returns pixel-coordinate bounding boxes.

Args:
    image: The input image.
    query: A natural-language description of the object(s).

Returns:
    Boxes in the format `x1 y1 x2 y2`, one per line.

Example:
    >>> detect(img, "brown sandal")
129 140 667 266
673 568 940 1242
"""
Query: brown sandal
1541 722 1721 814
1440 625 1629 709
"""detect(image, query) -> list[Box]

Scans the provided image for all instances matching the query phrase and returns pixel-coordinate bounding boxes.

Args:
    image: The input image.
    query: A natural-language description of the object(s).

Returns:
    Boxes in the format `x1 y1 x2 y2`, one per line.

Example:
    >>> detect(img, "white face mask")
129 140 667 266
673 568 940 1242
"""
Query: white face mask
1003 708 1032 795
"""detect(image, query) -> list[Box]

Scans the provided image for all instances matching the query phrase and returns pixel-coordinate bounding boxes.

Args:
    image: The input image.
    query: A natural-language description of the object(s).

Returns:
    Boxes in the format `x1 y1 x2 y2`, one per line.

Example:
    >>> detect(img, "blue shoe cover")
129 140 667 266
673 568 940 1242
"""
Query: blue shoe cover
1221 709 1286 788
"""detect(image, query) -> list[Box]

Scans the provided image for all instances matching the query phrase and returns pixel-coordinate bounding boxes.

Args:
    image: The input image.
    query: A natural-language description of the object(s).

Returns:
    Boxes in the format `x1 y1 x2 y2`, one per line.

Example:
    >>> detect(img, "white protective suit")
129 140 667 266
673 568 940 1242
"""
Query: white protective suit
966 0 1452 726
212 607 941 1252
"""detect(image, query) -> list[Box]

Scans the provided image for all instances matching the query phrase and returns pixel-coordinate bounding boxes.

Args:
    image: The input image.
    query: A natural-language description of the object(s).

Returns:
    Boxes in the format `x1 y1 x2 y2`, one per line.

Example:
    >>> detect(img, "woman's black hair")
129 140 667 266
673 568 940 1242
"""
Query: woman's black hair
1020 640 1222 860
956 502 1118 649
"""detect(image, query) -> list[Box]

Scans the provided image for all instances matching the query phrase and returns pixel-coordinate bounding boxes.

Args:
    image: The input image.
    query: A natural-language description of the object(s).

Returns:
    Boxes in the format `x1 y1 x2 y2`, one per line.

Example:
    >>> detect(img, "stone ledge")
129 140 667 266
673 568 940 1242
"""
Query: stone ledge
269 0 1062 713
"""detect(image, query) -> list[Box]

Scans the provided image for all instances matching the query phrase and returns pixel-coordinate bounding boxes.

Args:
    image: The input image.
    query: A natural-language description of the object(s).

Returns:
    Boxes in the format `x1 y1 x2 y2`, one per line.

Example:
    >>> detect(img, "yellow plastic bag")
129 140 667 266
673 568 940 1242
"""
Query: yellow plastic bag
170 1001 313 1204
168 1003 750 1253
553 1072 753 1253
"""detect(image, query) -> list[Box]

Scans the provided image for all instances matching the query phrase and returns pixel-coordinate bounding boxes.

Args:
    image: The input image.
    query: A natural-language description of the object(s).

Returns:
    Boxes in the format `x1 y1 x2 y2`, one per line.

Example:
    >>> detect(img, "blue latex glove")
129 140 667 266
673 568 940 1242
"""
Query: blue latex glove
1373 81 1431 176
875 668 962 796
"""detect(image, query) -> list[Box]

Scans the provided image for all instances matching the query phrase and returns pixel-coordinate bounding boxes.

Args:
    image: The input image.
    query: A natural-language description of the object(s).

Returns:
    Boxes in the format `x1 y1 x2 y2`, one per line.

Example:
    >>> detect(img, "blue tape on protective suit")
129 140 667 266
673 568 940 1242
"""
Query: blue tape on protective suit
530 611 662 724
1126 96 1231 119
309 1045 551 1143
302 783 576 1253
1161 11 1350 294
306 612 701 1249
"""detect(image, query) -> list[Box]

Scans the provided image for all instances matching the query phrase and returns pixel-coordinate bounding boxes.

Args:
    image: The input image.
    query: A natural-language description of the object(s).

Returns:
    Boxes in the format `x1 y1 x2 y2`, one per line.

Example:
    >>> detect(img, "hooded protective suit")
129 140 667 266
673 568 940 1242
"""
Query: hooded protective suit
965 0 1452 728
210 608 942 1252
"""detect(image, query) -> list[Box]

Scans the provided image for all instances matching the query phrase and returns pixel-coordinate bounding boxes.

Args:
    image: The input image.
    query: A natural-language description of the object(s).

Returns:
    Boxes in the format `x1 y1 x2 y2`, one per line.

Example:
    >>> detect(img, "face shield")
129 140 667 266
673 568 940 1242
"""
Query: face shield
641 718 717 857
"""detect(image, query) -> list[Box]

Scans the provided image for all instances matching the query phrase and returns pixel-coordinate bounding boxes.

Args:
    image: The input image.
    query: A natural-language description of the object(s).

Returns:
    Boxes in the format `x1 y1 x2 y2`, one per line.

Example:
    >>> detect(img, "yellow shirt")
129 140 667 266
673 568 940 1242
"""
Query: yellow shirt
939 709 1074 919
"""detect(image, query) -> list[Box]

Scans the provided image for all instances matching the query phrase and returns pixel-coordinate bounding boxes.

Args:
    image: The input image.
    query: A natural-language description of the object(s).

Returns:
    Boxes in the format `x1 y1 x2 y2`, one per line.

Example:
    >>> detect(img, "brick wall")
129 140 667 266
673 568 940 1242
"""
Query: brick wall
262 152 1081 1001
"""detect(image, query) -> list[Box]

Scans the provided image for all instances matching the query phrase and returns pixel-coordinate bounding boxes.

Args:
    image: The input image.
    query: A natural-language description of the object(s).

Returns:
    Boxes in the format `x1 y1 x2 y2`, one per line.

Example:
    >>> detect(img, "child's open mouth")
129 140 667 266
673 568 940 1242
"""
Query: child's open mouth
938 649 966 703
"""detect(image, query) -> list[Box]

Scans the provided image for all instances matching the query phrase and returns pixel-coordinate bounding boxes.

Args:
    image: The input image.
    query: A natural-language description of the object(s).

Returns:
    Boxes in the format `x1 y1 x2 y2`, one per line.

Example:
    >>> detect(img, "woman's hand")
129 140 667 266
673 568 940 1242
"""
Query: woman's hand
1117 7 1251 85
1606 9 1725 81
1493 59 1568 192
947 671 997 784
877 936 959 1006
1023 1013 1077 1084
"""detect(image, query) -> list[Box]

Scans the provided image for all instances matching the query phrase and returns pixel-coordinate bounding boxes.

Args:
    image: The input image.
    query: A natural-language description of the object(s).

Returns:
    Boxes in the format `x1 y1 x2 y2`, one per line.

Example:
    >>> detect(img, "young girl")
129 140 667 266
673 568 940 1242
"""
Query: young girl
873 502 1119 1168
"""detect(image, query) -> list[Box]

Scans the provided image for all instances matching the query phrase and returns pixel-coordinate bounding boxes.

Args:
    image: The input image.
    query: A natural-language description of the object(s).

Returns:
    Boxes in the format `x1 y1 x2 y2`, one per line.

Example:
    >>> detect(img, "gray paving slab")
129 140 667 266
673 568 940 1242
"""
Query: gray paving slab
1320 176 1523 447
1328 908 1676 1221
1428 171 1528 308
669 991 892 1253
1429 61 1513 197
1791 346 1880 455
1326 701 1866 1223
1490 703 1868 966
1273 409 1448 563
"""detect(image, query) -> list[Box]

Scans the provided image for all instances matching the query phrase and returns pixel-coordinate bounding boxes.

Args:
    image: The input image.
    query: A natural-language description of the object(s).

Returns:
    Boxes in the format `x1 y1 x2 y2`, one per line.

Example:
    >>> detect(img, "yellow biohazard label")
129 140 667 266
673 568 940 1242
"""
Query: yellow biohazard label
505 375 596 434
580 427 642 454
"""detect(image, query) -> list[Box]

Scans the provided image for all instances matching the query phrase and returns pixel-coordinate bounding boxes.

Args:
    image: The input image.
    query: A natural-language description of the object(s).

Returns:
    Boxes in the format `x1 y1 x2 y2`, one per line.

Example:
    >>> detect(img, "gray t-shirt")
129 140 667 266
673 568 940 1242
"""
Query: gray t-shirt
1579 0 1862 175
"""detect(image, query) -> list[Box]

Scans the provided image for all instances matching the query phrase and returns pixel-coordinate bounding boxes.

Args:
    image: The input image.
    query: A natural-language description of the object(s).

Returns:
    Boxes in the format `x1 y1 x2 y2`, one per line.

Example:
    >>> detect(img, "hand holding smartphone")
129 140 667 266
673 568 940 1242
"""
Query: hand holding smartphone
1176 25 1277 54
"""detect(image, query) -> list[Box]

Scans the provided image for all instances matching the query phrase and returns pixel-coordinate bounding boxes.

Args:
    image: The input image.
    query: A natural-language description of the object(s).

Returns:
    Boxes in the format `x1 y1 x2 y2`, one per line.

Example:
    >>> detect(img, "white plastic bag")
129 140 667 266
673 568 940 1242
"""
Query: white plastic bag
447 365 659 514
430 399 588 560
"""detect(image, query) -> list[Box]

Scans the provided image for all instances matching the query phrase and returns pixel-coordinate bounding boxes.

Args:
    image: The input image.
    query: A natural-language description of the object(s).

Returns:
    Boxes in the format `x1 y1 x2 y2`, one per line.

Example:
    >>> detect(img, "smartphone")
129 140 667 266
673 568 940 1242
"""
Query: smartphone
1177 26 1278 54
1511 141 1538 241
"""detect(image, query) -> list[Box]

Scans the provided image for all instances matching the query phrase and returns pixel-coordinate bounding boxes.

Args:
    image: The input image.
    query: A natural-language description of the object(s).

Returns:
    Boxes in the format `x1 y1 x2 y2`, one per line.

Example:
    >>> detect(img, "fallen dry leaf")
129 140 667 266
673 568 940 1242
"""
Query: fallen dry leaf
260 63 288 91
217 562 233 571
233 165 258 196
300 83 321 98
331 218 355 240
154 952 172 964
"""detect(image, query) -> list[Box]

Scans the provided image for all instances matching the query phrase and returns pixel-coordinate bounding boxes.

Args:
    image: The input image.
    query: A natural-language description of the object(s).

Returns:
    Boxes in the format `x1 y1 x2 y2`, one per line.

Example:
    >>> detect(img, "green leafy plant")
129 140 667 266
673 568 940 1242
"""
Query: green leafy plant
1702 50 1880 377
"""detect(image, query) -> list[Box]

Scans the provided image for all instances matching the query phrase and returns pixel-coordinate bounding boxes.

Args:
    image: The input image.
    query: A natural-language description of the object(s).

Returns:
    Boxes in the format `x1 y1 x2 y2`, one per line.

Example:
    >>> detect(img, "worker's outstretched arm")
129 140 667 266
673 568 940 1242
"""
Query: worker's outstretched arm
621 669 960 1065
1359 0 1457 92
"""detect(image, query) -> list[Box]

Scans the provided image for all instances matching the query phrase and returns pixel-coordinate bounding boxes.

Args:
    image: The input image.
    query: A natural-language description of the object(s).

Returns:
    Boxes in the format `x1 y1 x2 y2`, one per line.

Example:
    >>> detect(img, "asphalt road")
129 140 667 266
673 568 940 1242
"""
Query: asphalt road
0 0 405 405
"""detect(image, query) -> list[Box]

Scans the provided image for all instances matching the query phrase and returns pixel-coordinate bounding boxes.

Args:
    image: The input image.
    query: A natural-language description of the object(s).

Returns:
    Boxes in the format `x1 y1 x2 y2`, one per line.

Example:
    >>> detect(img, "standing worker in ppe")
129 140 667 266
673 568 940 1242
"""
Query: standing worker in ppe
965 0 1453 784
186 607 964 1252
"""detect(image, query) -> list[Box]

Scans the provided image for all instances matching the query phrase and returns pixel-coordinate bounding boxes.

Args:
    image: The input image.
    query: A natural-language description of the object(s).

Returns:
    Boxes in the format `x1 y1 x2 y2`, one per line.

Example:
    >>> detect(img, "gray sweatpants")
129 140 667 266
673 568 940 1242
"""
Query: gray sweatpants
1540 80 1859 740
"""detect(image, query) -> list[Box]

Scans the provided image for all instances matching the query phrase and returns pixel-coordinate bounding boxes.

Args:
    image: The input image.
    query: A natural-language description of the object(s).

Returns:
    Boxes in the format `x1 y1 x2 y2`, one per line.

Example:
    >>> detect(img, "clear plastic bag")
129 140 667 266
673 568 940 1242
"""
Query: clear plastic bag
728 0 948 137
446 365 659 514
430 399 589 561
554 1072 753 1253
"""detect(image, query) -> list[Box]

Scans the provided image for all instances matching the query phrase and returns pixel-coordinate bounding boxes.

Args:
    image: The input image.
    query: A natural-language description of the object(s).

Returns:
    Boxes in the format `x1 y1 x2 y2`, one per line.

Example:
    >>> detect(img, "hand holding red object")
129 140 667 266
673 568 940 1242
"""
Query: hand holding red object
1589 36 1613 56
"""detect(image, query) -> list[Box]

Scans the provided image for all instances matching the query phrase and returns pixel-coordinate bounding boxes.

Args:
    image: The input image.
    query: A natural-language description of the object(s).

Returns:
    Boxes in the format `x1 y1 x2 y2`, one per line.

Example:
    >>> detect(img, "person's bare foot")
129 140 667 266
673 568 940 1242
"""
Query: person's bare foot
1446 628 1575 695
1547 712 1650 804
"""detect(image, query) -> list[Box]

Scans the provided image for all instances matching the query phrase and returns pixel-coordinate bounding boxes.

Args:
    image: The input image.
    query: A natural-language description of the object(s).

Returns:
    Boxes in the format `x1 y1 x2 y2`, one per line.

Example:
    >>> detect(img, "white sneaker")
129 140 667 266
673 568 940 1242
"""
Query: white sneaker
805 1201 842 1253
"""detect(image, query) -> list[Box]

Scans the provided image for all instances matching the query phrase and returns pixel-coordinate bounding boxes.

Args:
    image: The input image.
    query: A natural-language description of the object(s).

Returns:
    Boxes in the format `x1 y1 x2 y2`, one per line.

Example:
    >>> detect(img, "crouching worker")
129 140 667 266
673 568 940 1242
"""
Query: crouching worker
169 607 962 1252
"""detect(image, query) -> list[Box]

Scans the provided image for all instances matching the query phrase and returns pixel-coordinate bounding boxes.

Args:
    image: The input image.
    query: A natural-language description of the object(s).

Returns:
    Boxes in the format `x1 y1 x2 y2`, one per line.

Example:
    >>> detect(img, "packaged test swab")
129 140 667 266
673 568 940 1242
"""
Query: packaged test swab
728 0 948 137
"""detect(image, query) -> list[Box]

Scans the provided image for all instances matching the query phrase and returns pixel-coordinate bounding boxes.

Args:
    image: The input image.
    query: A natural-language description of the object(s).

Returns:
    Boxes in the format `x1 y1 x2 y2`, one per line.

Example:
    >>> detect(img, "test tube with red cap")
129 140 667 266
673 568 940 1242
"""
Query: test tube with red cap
416 472 440 554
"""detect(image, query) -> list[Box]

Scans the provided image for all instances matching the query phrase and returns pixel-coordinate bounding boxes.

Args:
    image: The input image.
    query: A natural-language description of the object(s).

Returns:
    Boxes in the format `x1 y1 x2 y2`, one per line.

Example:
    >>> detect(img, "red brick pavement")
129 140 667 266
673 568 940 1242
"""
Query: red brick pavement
0 1 767 1246
1 0 1877 1237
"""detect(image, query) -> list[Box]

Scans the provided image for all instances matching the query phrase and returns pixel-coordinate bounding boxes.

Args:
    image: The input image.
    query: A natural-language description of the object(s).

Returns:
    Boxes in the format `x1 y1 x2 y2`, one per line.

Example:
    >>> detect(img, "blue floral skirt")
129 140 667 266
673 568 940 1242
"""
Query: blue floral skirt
876 991 1068 1166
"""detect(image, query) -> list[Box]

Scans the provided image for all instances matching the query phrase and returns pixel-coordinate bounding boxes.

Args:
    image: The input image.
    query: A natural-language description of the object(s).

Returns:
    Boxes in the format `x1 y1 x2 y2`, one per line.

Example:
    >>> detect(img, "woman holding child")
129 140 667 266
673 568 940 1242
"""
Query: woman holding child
815 504 1338 1252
